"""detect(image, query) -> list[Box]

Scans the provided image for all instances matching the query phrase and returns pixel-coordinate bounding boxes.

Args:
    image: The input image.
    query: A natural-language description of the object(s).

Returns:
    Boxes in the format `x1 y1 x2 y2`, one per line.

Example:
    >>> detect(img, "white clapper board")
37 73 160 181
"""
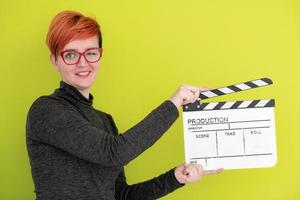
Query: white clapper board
182 78 277 170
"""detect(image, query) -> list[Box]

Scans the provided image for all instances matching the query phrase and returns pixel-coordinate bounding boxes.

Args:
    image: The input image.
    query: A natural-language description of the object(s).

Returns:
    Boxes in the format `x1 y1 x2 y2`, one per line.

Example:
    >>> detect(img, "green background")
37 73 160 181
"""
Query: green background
1 0 299 199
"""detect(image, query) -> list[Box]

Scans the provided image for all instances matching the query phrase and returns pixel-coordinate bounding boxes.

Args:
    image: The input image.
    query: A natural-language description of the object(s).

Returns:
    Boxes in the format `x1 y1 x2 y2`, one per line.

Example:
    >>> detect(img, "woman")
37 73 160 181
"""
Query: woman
26 10 223 200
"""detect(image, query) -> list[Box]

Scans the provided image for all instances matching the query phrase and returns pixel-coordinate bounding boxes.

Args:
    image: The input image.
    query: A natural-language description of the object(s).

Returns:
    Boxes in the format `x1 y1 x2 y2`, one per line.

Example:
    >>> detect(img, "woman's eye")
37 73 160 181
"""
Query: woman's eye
65 52 77 58
87 52 97 56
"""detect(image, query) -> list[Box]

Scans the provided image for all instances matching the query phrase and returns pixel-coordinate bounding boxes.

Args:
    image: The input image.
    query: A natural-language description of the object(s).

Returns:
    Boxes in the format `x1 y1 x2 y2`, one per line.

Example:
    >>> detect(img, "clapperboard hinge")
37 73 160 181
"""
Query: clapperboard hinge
183 77 273 112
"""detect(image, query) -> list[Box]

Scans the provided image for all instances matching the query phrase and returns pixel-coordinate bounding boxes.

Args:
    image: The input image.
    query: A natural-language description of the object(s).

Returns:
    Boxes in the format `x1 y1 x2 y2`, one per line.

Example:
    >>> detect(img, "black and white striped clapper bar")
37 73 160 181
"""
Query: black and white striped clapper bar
182 78 277 170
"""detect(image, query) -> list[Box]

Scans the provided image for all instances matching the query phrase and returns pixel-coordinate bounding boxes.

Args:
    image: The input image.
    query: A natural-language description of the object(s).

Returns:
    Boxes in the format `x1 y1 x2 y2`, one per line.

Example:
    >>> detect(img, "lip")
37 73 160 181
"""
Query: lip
75 70 92 78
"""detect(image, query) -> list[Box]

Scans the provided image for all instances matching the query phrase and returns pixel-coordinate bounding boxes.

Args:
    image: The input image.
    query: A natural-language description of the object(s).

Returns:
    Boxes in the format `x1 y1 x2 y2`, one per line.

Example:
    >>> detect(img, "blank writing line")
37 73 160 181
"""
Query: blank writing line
190 153 273 160
190 126 270 133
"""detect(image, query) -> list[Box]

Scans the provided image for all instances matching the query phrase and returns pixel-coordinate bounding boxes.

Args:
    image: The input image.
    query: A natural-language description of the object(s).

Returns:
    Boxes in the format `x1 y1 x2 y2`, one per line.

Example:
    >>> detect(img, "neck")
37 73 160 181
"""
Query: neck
78 88 90 99
62 79 90 99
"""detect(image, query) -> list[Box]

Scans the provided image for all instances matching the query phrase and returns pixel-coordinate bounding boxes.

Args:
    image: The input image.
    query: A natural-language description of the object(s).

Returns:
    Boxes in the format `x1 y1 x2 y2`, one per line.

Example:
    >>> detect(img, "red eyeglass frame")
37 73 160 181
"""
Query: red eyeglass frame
60 47 103 65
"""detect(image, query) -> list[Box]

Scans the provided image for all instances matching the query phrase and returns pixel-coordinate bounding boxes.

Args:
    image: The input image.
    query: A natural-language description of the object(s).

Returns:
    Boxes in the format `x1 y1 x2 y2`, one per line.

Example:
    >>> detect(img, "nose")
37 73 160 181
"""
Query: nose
76 54 89 67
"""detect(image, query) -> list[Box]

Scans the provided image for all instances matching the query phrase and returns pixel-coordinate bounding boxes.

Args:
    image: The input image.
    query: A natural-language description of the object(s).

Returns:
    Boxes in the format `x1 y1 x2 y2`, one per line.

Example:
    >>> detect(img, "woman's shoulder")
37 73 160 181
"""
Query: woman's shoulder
93 108 114 124
28 95 71 115
93 109 118 130
32 95 67 107
93 108 110 117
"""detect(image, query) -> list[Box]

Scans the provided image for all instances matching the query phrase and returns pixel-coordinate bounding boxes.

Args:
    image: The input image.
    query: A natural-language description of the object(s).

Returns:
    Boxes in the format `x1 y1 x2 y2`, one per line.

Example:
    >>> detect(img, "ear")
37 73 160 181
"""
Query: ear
50 54 59 70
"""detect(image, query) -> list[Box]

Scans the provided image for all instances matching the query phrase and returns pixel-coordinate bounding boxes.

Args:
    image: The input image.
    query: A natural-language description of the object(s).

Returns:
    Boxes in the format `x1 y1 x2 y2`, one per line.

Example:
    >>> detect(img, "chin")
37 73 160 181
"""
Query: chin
66 78 92 91
75 72 96 84
75 80 94 90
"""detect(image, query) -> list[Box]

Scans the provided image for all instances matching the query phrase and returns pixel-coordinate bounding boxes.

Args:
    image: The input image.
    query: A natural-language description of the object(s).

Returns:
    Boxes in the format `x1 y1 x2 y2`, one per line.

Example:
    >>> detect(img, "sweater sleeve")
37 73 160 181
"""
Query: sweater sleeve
26 97 179 167
115 167 184 200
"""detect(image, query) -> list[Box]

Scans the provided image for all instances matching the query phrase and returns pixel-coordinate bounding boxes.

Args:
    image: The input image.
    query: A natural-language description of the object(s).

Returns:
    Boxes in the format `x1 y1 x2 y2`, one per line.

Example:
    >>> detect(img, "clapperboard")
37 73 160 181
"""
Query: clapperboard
182 78 277 170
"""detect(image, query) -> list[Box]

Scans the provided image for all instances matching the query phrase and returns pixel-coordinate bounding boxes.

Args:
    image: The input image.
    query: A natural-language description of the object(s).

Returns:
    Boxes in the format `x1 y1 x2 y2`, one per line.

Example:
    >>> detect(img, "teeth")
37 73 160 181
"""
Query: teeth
77 71 90 76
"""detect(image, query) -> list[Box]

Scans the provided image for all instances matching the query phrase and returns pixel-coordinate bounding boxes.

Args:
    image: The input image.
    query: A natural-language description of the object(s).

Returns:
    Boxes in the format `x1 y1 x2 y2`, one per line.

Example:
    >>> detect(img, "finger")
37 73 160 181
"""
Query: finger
198 86 211 92
182 84 211 93
198 87 211 101
187 86 211 101
185 167 203 182
184 164 198 178
182 92 197 105
183 166 191 176
194 164 203 175
203 168 224 176
203 170 217 176
181 85 211 103
193 90 200 102
182 84 201 93
183 169 194 180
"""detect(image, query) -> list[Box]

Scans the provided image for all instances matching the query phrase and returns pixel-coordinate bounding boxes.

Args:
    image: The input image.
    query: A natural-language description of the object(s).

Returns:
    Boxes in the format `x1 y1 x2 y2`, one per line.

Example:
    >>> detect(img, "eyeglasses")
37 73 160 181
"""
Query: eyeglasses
60 48 103 65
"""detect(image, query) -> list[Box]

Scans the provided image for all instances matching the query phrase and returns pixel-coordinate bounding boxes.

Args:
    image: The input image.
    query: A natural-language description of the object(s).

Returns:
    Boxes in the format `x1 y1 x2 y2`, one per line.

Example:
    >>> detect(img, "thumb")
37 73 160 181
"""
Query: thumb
183 164 190 175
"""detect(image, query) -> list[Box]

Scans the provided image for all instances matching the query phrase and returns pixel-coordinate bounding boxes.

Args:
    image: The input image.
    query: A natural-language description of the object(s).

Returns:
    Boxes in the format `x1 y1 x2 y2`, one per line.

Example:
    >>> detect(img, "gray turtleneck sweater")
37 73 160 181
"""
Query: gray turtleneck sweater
26 81 184 200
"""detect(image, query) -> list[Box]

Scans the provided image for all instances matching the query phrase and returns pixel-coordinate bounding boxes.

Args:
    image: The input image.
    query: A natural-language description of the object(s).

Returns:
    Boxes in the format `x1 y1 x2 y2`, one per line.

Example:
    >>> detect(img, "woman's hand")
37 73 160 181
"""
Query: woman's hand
174 163 223 184
169 84 210 110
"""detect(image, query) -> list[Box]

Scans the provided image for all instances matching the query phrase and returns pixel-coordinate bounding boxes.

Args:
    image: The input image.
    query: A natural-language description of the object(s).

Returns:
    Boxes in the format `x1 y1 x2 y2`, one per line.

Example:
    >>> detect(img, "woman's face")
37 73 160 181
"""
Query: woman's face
51 35 101 93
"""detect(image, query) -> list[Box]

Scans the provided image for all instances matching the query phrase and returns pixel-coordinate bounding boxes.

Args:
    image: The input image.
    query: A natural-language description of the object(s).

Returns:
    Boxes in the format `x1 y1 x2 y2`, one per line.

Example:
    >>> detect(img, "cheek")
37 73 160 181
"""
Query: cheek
91 63 100 72
56 57 73 70
57 65 75 77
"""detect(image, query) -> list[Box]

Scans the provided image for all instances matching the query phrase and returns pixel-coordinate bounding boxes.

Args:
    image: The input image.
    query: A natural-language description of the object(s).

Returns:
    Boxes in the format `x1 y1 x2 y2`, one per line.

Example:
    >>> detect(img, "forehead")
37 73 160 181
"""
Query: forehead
63 35 99 51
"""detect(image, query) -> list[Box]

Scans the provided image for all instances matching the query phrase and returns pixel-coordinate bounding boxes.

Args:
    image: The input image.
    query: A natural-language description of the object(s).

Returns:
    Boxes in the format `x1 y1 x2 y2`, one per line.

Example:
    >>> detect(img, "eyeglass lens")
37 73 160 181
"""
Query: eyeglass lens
62 48 101 64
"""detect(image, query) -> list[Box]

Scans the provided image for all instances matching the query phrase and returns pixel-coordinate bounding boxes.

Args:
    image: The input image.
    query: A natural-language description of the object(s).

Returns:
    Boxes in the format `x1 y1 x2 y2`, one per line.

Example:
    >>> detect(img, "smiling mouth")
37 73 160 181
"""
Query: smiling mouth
75 71 91 78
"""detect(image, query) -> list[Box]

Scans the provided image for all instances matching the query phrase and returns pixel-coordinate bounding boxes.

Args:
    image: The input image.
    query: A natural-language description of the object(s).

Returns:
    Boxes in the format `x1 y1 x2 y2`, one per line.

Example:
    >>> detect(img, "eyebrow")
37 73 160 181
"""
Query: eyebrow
63 49 77 51
62 47 99 52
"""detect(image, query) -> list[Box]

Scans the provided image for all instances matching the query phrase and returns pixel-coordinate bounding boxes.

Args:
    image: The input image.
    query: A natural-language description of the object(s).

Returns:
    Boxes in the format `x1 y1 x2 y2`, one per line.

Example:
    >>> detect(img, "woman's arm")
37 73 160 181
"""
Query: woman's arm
26 84 208 168
27 98 178 167
115 167 183 200
115 164 223 200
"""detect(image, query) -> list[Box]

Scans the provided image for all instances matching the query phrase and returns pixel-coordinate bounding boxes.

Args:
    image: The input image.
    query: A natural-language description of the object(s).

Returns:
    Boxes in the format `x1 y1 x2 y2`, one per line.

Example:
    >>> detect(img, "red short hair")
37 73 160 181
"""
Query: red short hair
46 10 102 56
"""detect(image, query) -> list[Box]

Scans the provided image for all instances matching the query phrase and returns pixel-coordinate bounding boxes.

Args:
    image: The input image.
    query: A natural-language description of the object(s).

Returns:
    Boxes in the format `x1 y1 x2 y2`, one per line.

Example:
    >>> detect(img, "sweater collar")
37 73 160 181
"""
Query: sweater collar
59 81 93 106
